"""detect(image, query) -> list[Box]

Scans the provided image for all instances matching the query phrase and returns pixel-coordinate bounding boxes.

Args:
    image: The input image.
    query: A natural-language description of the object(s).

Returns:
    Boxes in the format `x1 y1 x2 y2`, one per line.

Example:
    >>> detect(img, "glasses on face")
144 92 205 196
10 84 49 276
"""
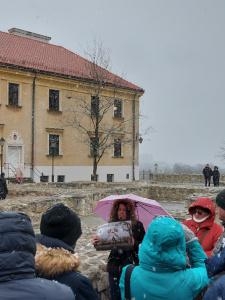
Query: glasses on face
193 209 207 216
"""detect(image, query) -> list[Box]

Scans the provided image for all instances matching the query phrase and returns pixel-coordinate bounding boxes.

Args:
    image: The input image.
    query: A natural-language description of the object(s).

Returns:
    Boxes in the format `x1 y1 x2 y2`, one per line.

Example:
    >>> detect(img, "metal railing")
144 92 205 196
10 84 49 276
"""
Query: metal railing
3 162 17 179
139 170 154 181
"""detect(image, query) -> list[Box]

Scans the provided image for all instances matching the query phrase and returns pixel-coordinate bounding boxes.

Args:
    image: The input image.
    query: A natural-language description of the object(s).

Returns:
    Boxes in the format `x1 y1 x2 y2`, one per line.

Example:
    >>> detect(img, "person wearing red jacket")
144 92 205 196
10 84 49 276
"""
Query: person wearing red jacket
183 197 223 257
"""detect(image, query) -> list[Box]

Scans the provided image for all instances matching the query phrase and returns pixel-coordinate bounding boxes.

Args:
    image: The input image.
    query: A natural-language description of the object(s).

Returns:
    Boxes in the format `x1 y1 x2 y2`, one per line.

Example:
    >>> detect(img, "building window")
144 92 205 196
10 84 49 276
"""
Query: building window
49 134 59 155
57 175 65 182
40 175 49 182
114 99 122 118
107 174 114 182
49 89 59 111
8 83 19 106
91 95 99 116
90 136 99 156
114 138 122 157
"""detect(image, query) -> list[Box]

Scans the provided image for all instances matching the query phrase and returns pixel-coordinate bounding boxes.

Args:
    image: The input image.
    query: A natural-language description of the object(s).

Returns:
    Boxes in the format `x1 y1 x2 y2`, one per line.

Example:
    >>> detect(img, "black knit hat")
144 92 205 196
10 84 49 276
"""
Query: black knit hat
216 190 225 210
40 203 82 247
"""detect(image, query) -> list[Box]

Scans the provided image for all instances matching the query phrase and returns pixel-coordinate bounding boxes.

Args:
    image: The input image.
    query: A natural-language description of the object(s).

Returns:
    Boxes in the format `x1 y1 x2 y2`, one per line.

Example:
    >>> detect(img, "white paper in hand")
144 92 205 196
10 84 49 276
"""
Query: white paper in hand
94 221 133 251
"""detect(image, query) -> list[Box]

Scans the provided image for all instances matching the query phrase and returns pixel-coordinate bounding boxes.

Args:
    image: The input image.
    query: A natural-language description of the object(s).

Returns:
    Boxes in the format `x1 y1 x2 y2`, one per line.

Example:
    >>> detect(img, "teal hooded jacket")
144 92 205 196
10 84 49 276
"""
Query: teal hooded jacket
120 216 209 300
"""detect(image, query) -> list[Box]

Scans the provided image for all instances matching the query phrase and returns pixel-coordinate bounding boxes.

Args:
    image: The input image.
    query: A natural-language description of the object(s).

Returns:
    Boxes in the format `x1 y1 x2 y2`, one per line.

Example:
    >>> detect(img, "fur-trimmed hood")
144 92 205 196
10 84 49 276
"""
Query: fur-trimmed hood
35 234 98 300
35 244 80 278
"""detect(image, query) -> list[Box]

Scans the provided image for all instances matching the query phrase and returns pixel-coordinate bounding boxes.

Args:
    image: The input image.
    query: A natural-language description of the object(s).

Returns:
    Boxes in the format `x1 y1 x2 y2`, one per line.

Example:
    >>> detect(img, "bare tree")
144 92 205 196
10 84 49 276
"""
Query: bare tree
63 41 140 181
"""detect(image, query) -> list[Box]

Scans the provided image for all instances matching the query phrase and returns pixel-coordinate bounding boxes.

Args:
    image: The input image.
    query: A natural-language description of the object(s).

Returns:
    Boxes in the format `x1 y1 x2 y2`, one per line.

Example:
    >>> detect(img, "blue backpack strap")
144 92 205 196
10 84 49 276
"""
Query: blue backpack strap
125 264 135 300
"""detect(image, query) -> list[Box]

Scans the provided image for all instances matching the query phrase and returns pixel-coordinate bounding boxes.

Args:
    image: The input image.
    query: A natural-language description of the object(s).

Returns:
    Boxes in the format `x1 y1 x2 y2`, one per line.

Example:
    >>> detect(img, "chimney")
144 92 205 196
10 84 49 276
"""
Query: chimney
8 28 51 43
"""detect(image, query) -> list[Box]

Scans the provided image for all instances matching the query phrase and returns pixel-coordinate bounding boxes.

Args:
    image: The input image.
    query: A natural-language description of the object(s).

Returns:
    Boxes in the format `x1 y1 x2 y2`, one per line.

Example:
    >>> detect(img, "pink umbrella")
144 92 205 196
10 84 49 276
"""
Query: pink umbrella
94 193 171 230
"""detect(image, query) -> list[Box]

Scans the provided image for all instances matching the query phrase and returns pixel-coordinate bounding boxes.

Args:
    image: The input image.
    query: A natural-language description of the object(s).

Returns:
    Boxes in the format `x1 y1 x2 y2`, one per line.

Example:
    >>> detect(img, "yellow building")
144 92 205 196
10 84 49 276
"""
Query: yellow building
0 28 144 182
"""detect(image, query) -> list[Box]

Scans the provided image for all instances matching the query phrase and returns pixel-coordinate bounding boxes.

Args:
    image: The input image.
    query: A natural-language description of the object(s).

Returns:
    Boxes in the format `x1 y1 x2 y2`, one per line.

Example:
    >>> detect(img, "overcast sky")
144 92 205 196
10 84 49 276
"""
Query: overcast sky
1 0 225 168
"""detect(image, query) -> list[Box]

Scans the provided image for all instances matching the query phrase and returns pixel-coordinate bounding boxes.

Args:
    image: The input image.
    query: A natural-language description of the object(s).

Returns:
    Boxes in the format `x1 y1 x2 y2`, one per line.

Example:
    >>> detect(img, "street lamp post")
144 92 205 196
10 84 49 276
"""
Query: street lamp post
0 138 5 174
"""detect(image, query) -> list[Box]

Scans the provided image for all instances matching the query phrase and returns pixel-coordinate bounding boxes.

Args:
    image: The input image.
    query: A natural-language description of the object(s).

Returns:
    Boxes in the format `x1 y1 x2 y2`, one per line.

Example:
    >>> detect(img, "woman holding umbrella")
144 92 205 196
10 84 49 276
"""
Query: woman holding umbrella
93 199 145 300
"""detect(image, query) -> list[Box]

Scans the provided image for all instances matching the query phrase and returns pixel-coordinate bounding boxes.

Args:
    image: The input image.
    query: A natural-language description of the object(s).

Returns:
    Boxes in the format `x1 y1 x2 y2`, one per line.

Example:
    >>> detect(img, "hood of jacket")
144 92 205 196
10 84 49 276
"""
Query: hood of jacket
0 212 36 282
188 197 216 228
189 197 215 217
139 216 187 272
35 243 80 278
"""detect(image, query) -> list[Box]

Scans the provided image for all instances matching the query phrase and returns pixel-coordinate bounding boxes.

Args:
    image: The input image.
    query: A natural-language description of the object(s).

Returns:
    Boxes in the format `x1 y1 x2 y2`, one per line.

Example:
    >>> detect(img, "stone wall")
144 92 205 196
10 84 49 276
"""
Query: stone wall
3 180 219 223
145 173 225 185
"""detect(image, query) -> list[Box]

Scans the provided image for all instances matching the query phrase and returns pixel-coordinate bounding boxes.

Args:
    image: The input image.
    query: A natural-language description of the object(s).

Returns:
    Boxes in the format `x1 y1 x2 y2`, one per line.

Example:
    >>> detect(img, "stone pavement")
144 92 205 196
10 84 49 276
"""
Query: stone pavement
76 216 110 299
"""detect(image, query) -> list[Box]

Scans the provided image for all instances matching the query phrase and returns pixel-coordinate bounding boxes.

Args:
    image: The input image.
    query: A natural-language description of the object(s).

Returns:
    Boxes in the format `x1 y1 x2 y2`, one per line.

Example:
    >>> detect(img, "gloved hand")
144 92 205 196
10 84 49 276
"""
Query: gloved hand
181 224 198 244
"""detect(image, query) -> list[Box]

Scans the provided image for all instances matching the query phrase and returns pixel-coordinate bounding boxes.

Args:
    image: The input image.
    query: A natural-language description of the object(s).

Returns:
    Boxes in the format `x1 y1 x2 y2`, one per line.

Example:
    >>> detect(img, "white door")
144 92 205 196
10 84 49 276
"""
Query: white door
7 146 23 176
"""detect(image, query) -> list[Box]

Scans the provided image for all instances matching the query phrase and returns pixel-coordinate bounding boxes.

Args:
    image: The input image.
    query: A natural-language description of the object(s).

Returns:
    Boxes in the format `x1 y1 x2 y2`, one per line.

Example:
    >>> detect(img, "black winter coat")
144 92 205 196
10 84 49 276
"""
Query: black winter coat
36 234 98 300
107 220 145 275
203 166 213 178
0 177 8 199
212 169 220 185
0 212 74 300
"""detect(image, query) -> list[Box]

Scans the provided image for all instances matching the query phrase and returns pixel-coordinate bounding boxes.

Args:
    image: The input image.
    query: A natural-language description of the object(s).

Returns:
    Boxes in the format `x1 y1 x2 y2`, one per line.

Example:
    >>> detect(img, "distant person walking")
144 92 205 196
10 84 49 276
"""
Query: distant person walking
212 166 220 187
202 164 213 187
0 172 8 199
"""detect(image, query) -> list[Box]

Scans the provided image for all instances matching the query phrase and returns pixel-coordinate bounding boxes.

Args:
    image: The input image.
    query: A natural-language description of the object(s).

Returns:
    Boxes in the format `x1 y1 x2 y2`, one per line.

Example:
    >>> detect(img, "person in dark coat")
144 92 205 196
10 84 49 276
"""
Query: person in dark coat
0 172 8 199
212 166 220 187
203 275 225 300
93 199 145 300
202 164 213 187
205 189 225 276
35 203 98 300
204 189 225 299
0 211 74 300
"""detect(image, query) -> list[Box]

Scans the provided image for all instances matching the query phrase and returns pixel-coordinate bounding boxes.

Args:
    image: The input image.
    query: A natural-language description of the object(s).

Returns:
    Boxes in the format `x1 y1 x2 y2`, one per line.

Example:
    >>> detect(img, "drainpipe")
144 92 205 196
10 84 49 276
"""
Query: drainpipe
132 93 137 181
31 73 37 181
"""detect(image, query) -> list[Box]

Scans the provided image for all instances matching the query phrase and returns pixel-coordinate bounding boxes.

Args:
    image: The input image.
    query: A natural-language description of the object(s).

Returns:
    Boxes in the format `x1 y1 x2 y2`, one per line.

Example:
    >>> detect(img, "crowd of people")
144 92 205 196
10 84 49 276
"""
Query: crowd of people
91 190 225 300
2 184 225 299
97 190 225 300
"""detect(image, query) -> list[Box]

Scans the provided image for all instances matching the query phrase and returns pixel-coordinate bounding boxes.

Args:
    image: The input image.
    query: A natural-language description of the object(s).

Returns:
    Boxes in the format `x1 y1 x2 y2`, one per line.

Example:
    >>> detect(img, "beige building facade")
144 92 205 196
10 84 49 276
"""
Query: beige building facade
0 28 144 183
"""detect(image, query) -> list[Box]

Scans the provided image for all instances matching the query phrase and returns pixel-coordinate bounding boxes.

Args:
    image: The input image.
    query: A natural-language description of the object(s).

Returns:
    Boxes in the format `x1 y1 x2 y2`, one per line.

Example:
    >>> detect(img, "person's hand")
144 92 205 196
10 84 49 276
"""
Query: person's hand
92 235 100 245
181 224 198 244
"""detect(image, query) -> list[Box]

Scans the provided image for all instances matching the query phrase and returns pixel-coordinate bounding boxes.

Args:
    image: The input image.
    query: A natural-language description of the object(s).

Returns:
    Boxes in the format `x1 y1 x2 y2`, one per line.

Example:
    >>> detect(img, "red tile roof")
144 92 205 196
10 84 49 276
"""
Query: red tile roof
0 30 144 93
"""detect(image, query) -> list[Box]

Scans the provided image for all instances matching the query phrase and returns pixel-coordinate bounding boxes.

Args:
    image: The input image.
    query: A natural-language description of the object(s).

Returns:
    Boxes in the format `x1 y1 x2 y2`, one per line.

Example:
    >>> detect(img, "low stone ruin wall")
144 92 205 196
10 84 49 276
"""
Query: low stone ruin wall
146 173 225 185
3 181 219 223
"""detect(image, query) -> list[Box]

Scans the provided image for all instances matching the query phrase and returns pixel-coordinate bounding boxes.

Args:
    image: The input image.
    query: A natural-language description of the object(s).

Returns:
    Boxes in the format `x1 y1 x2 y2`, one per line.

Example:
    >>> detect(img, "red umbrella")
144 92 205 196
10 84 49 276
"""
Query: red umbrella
94 193 171 230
